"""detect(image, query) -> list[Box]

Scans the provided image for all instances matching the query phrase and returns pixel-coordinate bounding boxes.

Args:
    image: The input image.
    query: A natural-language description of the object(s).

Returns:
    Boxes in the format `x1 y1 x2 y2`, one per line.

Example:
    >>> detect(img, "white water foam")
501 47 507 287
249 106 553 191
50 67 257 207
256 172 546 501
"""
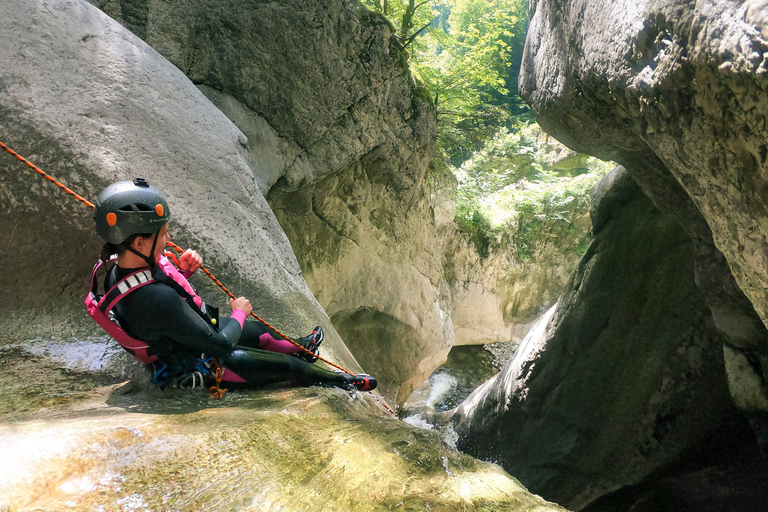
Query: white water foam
426 373 458 409
404 414 434 430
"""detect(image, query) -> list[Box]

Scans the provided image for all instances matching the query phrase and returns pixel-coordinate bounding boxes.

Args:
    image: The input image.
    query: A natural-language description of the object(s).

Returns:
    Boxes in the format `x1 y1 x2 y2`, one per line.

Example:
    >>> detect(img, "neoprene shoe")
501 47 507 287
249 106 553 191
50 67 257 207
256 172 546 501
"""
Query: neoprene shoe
296 326 323 363
345 373 377 391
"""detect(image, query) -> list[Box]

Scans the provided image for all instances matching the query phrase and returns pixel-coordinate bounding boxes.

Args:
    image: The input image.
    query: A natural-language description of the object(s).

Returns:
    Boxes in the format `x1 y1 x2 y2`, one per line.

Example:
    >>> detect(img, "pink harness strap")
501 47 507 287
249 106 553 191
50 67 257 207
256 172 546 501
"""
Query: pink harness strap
86 259 159 364
157 255 204 309
86 257 247 382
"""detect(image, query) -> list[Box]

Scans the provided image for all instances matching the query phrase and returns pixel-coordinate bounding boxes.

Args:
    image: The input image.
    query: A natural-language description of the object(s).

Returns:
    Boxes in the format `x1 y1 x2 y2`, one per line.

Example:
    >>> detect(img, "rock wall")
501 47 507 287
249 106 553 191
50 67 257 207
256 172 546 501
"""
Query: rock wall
449 168 766 510
88 0 448 407
441 135 598 349
0 0 362 373
519 0 768 431
447 0 768 506
441 225 580 347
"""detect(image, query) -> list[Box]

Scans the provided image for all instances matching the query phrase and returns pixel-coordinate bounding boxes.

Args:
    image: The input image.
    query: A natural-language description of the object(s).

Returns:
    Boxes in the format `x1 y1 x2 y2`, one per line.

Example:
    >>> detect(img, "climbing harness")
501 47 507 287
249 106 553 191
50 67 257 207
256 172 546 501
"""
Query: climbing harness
151 355 220 391
1 139 400 418
86 258 159 364
88 254 242 388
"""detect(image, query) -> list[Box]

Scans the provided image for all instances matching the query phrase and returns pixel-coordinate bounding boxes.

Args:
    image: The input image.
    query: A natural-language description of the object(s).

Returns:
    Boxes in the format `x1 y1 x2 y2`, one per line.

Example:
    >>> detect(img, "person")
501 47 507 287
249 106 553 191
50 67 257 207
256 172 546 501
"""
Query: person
92 178 376 391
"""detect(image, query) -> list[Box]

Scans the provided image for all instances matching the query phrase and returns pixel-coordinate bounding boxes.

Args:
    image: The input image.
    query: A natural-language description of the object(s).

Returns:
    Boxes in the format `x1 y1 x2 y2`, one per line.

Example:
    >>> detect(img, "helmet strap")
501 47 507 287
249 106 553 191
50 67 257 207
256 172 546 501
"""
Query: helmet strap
125 231 160 268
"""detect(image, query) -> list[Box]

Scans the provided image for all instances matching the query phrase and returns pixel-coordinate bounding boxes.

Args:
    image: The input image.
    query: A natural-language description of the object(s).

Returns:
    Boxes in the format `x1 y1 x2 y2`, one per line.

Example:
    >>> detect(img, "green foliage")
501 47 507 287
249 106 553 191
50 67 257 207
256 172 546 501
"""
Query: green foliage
359 0 530 165
456 210 493 259
418 0 530 164
356 2 615 262
454 122 615 261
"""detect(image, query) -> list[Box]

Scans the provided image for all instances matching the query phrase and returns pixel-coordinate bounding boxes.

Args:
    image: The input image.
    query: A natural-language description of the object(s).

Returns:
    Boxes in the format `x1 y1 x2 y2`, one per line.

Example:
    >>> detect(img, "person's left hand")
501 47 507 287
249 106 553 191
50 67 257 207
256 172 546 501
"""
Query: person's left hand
179 249 203 273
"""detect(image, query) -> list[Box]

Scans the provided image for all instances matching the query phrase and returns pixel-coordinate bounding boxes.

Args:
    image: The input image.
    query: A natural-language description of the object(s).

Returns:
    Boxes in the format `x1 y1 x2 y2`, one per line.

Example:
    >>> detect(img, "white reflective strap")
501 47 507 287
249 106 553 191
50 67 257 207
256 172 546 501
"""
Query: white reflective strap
114 271 155 298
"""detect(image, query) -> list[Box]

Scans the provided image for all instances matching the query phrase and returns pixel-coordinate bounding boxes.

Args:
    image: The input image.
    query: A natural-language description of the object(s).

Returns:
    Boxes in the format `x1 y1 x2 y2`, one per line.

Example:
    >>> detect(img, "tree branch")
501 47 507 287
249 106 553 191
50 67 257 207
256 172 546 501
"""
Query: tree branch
403 18 435 47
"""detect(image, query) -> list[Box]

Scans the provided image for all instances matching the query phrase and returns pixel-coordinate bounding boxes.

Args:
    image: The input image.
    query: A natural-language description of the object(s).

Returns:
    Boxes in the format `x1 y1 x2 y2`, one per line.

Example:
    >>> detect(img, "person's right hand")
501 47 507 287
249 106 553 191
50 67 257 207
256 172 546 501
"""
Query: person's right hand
230 297 253 316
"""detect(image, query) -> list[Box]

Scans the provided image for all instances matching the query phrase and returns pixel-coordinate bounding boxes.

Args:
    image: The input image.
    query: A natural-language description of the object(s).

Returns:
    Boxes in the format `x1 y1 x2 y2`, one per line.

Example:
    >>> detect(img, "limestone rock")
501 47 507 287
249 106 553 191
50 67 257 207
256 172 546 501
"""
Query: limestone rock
441 202 591 349
441 226 574 348
0 0 362 373
449 175 761 510
269 159 450 408
589 166 643 234
0 346 569 512
520 0 768 432
88 0 445 407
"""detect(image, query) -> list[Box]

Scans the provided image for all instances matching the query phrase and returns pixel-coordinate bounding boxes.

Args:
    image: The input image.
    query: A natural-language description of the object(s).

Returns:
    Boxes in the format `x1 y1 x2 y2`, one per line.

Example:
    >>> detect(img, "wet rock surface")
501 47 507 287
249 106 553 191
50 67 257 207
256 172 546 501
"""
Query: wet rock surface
1 347 567 512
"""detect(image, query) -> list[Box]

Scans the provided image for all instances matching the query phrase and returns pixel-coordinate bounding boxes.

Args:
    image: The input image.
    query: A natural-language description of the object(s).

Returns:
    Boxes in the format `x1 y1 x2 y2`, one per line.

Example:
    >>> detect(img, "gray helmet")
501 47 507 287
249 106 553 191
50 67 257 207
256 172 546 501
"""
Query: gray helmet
94 178 171 244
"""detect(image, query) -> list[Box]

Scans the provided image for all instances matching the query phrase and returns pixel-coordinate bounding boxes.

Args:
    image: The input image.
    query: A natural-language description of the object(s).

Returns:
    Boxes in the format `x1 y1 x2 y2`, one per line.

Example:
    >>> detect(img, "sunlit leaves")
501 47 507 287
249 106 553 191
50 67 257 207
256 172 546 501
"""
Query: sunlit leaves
360 0 530 163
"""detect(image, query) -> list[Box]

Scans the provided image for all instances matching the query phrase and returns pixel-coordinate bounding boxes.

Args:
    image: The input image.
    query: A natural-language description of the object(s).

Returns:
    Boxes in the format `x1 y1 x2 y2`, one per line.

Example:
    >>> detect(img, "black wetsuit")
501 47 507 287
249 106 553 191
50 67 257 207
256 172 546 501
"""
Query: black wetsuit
106 264 348 388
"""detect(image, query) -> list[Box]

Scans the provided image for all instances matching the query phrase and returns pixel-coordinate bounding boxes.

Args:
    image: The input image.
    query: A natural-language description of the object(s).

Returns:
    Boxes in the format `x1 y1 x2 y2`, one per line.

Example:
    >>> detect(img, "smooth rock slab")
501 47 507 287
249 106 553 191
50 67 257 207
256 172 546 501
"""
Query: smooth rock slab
0 361 567 512
0 0 362 373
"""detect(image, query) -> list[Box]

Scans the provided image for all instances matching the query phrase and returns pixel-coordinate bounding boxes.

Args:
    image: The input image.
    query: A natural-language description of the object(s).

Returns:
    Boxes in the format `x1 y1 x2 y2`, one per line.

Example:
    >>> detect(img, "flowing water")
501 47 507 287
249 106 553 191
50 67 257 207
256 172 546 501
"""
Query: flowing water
404 345 500 414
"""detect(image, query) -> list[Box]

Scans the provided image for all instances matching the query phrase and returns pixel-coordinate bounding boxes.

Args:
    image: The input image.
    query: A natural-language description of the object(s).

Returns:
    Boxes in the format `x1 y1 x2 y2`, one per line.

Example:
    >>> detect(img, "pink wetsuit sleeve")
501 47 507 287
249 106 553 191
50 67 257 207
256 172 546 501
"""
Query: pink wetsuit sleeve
230 309 248 329
179 269 194 279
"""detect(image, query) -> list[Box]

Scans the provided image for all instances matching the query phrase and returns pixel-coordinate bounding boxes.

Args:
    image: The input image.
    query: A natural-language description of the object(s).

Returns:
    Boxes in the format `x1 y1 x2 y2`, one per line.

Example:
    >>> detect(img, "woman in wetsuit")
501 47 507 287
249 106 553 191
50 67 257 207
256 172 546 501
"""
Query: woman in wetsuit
93 178 376 391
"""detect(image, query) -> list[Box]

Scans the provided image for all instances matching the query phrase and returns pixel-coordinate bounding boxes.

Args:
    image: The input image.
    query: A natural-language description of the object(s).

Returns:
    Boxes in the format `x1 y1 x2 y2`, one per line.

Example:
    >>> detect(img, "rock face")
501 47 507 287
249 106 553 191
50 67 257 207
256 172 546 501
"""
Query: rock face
0 0 362 373
450 168 767 510
519 0 768 438
440 142 598 350
88 0 448 407
441 226 581 347
0 346 568 512
446 0 768 507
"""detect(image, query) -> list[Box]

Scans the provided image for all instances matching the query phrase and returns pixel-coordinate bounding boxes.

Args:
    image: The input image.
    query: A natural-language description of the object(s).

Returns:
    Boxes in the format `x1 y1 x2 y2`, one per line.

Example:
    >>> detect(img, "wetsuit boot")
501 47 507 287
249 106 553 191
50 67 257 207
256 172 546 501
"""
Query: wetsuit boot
295 326 323 363
343 373 377 391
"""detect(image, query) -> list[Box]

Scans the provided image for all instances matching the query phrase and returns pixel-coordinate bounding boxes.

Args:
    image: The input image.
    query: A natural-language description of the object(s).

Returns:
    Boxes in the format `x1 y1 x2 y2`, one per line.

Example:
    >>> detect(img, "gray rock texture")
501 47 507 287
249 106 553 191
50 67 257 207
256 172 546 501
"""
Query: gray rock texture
269 159 451 407
0 0 362 374
441 226 578 347
449 170 759 510
519 0 768 434
88 0 446 406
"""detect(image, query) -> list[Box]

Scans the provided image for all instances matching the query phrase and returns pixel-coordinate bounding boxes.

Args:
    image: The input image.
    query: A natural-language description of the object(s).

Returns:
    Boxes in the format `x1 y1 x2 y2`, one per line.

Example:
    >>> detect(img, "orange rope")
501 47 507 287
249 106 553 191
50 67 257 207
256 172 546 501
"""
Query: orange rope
209 367 228 399
1 139 400 419
166 242 354 375
0 141 95 208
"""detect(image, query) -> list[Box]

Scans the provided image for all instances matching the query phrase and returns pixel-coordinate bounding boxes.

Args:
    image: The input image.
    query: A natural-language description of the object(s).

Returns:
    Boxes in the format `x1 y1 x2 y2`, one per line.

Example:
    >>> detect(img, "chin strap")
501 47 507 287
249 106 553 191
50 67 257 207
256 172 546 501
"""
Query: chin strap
125 231 160 268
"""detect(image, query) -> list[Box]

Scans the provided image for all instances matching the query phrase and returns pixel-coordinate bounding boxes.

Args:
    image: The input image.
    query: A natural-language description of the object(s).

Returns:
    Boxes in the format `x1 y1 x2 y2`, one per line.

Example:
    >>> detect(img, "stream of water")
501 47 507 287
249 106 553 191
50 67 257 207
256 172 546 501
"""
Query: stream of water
404 344 500 414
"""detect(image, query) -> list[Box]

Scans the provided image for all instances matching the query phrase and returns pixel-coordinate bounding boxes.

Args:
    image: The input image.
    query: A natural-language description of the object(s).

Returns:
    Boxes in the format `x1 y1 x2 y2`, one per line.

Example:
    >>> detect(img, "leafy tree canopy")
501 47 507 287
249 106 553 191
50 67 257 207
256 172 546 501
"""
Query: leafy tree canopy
361 0 530 165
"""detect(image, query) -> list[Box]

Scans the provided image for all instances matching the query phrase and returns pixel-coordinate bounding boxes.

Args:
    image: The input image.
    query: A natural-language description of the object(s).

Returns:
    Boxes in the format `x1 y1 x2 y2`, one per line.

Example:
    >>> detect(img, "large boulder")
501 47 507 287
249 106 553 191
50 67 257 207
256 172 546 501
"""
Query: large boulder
0 0 362 373
449 168 766 510
519 0 768 433
88 0 448 407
